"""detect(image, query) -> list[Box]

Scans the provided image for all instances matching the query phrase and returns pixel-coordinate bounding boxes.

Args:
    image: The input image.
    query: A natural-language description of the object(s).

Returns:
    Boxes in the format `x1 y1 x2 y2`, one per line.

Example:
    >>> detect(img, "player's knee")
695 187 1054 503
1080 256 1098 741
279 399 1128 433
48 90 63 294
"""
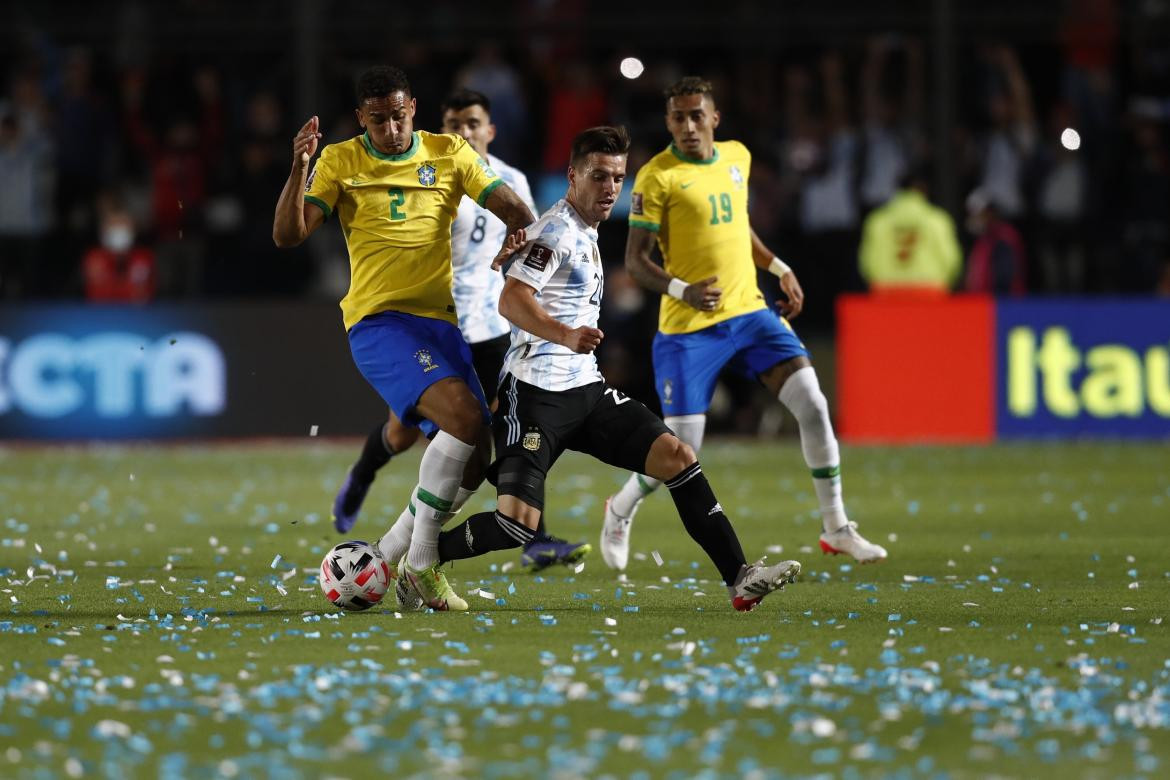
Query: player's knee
495 457 546 513
668 437 697 471
647 433 695 478
444 402 485 443
384 422 420 452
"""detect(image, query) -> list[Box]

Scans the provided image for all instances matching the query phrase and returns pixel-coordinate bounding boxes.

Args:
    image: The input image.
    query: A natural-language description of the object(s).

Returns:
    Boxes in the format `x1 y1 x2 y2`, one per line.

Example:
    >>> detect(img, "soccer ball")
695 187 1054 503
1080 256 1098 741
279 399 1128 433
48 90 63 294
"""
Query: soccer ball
318 541 392 611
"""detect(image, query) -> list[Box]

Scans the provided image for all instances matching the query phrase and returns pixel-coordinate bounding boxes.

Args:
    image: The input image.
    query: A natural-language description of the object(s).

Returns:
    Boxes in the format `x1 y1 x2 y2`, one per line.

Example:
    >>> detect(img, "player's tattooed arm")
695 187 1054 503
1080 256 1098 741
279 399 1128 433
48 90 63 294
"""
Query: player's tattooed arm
749 226 804 319
625 226 721 311
273 115 325 247
484 184 537 238
498 277 604 354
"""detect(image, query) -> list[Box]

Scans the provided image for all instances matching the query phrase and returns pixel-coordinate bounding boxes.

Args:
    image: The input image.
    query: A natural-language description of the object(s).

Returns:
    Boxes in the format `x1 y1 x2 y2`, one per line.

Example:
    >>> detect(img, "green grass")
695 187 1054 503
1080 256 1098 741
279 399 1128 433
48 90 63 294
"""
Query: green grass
0 440 1167 779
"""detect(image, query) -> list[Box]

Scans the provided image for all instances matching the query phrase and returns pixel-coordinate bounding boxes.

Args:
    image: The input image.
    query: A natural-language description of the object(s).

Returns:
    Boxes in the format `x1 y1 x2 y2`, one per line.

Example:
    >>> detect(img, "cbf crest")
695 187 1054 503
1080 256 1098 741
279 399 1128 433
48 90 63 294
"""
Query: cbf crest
414 349 439 373
662 379 674 406
522 430 541 451
729 165 745 190
417 163 437 186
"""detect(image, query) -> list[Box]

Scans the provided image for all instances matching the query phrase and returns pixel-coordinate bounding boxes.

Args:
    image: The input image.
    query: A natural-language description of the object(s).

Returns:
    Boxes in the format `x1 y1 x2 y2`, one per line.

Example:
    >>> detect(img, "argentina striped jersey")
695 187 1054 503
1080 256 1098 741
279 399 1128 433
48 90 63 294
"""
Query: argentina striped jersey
450 154 537 344
501 199 605 391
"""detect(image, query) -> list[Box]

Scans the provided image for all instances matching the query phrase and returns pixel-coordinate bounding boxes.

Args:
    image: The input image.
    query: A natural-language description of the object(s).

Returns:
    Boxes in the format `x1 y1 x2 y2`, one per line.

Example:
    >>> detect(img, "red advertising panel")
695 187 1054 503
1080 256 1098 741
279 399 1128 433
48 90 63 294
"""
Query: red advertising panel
836 294 995 443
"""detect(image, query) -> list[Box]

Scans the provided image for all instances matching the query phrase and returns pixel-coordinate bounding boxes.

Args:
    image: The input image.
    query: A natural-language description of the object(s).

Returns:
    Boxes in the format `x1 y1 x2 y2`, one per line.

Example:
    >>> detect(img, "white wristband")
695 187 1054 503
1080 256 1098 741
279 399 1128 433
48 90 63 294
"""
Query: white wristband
769 257 792 278
667 277 688 301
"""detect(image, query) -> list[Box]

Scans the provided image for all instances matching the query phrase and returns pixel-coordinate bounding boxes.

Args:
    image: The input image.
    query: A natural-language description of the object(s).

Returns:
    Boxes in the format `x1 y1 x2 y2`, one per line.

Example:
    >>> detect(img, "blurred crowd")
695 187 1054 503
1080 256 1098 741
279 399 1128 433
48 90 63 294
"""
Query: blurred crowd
2 0 1168 325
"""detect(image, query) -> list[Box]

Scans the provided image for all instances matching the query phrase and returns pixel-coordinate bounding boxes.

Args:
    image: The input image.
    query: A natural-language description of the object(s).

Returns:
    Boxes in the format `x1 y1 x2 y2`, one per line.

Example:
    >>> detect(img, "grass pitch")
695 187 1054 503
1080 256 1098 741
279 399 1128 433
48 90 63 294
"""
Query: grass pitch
0 440 1167 779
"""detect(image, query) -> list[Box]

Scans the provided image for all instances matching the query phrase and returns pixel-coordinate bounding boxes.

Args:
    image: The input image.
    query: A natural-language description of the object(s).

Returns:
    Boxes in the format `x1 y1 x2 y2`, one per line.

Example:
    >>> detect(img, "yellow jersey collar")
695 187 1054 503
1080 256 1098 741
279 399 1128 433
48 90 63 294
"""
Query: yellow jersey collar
361 131 420 162
669 142 719 165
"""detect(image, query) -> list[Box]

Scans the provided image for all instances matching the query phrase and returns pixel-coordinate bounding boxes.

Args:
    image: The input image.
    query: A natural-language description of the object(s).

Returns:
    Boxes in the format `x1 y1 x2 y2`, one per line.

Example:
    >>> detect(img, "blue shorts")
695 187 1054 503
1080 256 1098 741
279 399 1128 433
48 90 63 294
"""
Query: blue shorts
652 308 809 416
348 311 490 437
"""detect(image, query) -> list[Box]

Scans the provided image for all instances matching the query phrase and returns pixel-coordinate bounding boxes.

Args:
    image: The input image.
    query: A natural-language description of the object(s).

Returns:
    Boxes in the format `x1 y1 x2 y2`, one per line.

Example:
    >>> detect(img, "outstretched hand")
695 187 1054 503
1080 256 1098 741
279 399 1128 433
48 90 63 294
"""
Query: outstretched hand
776 270 805 319
293 116 322 171
493 228 526 270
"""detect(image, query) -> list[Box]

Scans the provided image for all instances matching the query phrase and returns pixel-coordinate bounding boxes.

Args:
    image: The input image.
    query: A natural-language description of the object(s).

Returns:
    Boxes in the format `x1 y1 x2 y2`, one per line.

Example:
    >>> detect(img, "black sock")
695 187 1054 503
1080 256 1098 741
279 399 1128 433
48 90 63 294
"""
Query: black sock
351 423 394 486
438 510 535 563
665 462 746 585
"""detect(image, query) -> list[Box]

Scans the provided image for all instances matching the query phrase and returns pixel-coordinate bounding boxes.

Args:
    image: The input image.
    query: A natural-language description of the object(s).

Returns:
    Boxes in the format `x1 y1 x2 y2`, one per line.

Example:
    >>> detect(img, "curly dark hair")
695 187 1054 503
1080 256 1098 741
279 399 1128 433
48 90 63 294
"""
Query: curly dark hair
355 66 411 104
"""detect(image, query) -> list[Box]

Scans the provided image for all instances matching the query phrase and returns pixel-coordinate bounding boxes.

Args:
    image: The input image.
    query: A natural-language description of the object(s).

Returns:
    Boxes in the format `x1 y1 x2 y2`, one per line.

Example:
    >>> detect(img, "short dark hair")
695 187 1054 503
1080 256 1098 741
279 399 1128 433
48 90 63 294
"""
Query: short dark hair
665 76 715 106
570 126 631 168
441 88 491 116
356 66 411 105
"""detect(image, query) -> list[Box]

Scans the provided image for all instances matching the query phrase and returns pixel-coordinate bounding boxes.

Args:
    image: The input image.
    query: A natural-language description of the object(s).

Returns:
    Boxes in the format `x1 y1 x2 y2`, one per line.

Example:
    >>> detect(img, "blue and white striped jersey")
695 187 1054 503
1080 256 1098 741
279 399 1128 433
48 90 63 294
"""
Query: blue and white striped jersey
450 154 536 344
502 198 605 391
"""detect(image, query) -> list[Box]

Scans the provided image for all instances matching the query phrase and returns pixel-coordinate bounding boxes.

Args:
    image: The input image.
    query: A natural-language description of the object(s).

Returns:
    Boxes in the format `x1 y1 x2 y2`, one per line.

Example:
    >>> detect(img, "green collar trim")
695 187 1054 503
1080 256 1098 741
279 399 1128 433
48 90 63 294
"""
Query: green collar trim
670 142 719 165
362 131 419 161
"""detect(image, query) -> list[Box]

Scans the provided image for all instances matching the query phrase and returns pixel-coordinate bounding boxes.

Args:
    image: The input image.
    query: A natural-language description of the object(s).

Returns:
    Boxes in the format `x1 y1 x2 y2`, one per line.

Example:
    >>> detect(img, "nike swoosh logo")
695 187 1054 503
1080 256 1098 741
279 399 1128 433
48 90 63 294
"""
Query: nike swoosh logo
680 181 696 189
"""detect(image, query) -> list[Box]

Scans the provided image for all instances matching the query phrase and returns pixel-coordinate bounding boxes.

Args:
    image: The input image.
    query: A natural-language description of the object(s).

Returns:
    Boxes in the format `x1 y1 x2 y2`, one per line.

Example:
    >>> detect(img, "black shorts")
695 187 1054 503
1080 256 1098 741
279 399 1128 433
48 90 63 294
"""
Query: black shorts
469 334 510 405
490 374 671 509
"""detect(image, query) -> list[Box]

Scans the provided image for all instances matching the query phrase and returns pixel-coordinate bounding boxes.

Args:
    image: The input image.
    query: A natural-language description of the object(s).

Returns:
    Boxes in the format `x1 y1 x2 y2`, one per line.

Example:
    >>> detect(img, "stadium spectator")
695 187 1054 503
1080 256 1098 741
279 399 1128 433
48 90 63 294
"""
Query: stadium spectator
541 62 608 173
858 167 962 295
0 99 55 299
83 193 155 303
122 65 223 298
974 46 1037 221
784 55 862 324
54 48 117 245
454 44 529 167
859 36 925 212
1033 103 1089 293
1120 111 1170 291
963 188 1027 296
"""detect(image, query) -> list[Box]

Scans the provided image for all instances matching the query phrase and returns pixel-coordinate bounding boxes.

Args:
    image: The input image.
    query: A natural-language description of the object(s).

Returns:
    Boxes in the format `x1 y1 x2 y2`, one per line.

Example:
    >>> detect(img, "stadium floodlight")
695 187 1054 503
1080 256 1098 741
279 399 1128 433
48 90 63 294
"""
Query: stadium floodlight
620 57 644 79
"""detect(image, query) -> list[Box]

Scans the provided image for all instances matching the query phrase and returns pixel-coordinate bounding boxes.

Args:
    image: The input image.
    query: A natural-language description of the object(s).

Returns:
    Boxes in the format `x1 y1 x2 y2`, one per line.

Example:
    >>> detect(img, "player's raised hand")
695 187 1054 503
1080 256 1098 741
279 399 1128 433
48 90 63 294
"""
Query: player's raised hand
493 228 526 270
776 269 805 319
563 326 604 354
683 276 722 312
293 116 322 171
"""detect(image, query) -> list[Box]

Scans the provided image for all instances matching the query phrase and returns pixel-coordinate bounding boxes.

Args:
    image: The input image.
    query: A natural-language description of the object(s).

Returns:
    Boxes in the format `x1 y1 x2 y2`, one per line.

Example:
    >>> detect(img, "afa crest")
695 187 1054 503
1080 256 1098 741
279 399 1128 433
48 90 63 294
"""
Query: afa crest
522 431 541 451
417 163 437 186
414 349 439 373
729 165 745 189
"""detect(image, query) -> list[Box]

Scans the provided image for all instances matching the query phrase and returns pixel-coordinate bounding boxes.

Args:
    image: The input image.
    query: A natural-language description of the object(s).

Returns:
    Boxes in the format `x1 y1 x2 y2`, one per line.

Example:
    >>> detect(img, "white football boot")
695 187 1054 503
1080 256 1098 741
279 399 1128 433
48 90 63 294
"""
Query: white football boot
819 521 888 563
600 496 636 571
729 558 802 612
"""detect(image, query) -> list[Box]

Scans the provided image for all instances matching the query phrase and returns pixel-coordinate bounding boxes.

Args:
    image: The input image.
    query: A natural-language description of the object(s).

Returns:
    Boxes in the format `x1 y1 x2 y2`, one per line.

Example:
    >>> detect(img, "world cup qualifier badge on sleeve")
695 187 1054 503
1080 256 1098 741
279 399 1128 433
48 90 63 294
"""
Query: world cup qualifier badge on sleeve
524 244 553 271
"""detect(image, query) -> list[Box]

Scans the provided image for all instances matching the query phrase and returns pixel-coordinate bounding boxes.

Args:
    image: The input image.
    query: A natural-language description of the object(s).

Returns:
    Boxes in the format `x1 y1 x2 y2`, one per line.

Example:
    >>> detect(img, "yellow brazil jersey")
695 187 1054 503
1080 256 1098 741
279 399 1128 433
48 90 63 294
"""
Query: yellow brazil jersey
304 130 503 330
629 140 765 335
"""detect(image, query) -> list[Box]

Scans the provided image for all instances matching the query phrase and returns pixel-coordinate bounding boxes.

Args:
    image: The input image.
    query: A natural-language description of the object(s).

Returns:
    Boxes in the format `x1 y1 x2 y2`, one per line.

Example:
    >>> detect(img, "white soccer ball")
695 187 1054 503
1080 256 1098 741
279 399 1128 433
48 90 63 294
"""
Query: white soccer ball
318 541 392 611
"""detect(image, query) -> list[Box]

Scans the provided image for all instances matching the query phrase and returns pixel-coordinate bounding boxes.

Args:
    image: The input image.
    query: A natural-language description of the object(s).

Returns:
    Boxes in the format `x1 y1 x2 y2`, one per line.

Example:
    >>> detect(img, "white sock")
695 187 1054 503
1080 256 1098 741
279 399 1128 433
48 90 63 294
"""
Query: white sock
378 487 417 564
610 414 706 517
450 486 475 515
778 366 847 532
407 432 475 570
